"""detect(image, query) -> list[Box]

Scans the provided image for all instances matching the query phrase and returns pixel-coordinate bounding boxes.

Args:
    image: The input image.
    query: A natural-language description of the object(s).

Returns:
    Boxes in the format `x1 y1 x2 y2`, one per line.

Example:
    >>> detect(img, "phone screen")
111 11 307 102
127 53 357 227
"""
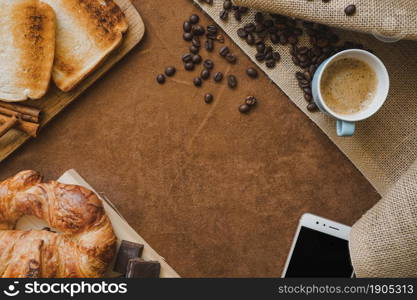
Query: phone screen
284 226 353 277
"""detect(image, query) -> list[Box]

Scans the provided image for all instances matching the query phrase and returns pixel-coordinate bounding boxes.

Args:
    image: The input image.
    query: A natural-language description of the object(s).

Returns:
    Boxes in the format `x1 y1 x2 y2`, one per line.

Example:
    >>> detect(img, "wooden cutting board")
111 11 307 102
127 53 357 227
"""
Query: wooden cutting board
0 0 145 163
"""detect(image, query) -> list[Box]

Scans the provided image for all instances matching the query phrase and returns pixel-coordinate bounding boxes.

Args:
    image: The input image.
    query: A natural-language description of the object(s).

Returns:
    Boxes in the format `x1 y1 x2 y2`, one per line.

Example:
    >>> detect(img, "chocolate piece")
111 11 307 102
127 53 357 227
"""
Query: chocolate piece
126 258 161 278
113 240 144 274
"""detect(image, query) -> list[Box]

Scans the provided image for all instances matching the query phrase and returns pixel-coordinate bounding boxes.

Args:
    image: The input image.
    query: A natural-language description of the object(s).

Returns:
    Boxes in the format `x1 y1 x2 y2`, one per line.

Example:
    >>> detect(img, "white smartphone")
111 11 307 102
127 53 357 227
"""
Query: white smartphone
282 213 353 278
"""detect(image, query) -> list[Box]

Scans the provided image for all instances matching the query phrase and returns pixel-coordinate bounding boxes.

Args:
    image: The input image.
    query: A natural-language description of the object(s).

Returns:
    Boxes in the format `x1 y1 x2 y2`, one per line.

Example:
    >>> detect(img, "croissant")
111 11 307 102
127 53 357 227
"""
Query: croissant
0 170 117 278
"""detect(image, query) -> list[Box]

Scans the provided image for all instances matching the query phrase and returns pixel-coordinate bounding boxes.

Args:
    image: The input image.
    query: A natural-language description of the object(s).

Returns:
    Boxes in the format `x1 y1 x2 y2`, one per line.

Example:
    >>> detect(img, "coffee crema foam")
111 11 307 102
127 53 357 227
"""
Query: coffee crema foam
321 58 377 115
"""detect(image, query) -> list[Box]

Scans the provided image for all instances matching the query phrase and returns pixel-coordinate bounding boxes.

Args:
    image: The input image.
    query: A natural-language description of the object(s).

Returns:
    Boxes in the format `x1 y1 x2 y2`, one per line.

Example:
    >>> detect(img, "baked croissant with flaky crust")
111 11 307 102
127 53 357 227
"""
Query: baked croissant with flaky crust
0 170 117 278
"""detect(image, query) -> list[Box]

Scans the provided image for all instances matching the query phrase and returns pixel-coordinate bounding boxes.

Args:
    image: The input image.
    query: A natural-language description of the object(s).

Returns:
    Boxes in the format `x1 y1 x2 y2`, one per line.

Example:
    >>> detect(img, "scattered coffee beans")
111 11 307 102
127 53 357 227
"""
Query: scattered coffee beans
239 104 251 114
227 75 238 89
344 4 356 16
245 96 257 106
214 72 224 82
193 77 203 87
203 59 214 69
246 67 258 78
183 32 193 41
184 62 194 71
165 67 176 77
204 93 214 104
190 14 199 24
192 55 202 64
201 69 210 80
219 46 230 57
156 74 165 84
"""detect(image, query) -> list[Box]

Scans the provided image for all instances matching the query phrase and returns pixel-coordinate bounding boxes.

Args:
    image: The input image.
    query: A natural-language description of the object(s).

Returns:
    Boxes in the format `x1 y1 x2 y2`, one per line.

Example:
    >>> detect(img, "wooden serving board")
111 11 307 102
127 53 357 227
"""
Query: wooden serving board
17 169 181 278
0 0 145 163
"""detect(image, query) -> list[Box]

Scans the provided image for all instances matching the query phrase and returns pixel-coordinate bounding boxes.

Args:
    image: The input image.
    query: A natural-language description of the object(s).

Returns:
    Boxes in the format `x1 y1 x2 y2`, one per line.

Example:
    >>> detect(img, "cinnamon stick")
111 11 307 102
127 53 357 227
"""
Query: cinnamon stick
0 107 38 123
0 102 41 120
0 114 39 137
0 116 18 138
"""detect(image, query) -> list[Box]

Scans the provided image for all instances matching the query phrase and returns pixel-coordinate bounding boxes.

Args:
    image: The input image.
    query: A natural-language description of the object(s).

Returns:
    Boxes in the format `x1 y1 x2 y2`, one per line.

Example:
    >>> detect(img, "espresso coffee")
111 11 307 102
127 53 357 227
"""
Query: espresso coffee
321 58 377 115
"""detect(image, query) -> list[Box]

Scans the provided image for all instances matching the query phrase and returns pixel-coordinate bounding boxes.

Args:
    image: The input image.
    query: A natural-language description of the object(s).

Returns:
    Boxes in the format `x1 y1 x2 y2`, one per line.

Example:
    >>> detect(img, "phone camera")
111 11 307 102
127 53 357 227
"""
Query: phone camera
316 221 319 224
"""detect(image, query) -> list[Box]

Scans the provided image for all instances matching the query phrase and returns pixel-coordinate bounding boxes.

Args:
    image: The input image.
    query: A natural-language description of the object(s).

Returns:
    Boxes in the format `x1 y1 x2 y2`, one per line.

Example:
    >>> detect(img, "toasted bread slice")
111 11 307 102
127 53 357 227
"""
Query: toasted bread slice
0 0 55 102
42 0 129 92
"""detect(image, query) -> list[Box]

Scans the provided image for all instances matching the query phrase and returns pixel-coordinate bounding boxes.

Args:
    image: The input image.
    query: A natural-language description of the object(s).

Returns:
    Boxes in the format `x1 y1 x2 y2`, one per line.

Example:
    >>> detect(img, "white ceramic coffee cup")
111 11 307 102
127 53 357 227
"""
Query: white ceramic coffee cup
311 49 390 137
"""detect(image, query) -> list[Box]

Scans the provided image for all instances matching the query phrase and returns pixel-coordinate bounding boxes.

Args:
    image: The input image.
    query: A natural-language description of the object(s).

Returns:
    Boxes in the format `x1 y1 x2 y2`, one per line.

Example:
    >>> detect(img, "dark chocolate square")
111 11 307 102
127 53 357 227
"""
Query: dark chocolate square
113 240 144 274
126 258 161 278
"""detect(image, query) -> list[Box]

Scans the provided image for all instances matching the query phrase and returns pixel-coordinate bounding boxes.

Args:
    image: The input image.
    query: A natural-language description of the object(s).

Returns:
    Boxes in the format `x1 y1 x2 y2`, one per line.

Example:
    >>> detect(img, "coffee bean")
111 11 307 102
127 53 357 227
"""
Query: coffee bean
255 23 265 33
165 66 176 77
246 33 255 45
192 36 201 47
270 34 279 44
220 10 229 20
288 35 298 45
203 59 214 69
214 72 223 82
295 72 305 81
204 93 214 104
246 67 258 78
183 21 192 33
239 104 251 114
266 59 276 69
307 102 318 112
182 53 193 63
234 10 242 21
279 35 288 45
193 77 202 87
190 14 199 24
156 74 165 84
244 23 256 33
304 93 312 102
183 32 193 41
237 28 248 38
219 46 230 57
225 53 237 64
190 45 199 54
201 69 210 80
272 52 281 62
192 55 202 64
344 4 356 16
255 12 264 23
245 96 257 106
256 43 266 53
184 62 194 71
193 25 205 36
227 75 237 89
205 39 214 52
216 34 225 43
255 52 265 62
207 24 218 35
223 0 232 10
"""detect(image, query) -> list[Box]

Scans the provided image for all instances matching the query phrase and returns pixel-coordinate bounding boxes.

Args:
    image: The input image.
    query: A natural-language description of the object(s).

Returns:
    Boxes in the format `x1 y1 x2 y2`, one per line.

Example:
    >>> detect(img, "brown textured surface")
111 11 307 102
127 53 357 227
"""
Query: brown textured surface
0 0 380 277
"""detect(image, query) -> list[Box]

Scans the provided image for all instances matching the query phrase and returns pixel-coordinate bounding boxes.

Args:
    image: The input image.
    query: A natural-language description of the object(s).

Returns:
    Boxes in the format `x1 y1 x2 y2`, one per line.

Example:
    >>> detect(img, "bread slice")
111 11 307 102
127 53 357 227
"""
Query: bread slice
42 0 129 92
0 0 55 102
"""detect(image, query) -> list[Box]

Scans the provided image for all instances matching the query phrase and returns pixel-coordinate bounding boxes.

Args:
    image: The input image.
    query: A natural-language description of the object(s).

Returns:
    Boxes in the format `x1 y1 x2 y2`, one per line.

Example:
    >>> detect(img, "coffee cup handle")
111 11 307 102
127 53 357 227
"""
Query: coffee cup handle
336 120 355 137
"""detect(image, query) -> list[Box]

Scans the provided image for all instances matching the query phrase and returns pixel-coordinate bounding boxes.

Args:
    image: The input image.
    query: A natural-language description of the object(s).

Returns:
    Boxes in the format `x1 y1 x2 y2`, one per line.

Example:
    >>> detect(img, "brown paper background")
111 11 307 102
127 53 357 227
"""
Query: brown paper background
196 0 417 196
0 0 380 277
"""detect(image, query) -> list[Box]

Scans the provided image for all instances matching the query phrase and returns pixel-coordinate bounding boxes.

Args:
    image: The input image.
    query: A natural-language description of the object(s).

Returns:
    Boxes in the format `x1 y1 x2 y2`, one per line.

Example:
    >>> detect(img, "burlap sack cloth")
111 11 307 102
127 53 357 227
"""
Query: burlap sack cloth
350 161 417 277
235 0 417 42
194 1 417 277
